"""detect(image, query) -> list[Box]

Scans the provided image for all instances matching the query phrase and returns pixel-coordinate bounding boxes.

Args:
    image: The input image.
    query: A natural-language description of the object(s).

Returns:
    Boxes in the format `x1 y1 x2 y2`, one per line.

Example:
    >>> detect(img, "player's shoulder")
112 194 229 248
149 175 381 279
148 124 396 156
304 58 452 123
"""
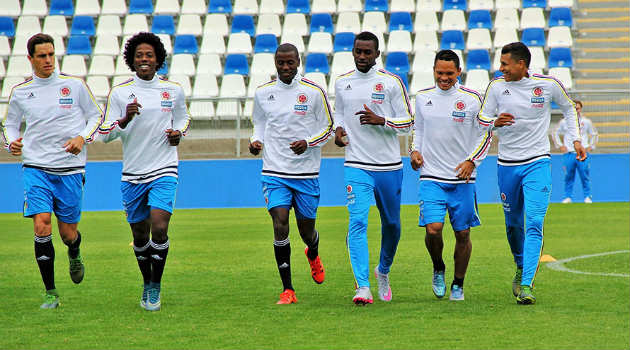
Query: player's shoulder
530 73 564 88
10 76 34 92
457 85 483 103
414 86 437 97
375 69 405 85
299 77 327 95
158 76 185 91
335 70 356 83
254 78 277 94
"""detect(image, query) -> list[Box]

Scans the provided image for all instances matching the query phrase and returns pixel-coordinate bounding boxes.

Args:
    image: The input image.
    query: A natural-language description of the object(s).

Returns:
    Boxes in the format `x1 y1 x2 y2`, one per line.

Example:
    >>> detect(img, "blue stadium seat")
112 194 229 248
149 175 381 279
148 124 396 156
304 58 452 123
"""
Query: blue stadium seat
208 0 232 13
334 32 355 52
468 10 492 30
158 63 168 76
394 73 409 90
521 28 546 47
440 30 465 50
151 15 175 35
494 70 503 78
365 0 388 12
389 12 413 32
522 0 546 8
49 0 74 16
310 13 333 33
224 54 249 75
173 35 199 54
548 47 573 68
70 16 95 36
129 0 154 14
231 15 255 37
385 52 410 75
66 35 92 55
254 34 278 53
443 0 467 10
304 53 330 74
286 0 310 13
549 7 573 27
0 17 15 37
466 49 491 70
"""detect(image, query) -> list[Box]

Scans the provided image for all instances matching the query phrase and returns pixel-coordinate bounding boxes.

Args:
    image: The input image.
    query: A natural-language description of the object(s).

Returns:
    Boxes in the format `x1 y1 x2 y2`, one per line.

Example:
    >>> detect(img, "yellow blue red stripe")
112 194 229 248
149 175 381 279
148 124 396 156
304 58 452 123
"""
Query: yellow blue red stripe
468 129 493 162
478 77 505 125
60 74 105 142
98 79 134 133
376 69 413 128
299 78 334 147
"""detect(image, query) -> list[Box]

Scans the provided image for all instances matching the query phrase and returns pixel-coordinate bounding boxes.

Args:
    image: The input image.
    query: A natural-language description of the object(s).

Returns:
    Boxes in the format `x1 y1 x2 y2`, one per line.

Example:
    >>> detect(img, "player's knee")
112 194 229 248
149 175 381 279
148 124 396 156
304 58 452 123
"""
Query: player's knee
382 222 401 235
454 229 470 243
425 223 443 236
348 218 367 235
33 217 52 236
151 222 169 242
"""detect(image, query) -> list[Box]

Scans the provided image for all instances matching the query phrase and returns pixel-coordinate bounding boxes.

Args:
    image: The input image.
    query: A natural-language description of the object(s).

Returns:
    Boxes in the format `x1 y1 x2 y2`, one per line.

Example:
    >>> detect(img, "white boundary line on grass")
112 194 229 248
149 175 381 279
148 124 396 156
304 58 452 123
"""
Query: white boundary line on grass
546 250 630 278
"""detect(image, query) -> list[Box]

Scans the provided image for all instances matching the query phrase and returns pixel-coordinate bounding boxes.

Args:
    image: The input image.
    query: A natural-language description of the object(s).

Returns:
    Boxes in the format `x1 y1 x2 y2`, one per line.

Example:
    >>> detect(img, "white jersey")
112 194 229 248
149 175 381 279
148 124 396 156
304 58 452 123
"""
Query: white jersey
334 67 413 171
553 116 598 150
99 74 191 184
250 74 333 179
412 83 491 183
1 70 103 174
477 72 580 166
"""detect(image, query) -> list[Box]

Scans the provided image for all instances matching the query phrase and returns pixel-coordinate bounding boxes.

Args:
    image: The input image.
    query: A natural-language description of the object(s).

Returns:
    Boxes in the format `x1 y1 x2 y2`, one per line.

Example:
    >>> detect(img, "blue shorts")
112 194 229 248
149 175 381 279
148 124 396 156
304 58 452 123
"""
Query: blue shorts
121 176 178 223
261 175 319 220
418 180 480 231
23 167 85 223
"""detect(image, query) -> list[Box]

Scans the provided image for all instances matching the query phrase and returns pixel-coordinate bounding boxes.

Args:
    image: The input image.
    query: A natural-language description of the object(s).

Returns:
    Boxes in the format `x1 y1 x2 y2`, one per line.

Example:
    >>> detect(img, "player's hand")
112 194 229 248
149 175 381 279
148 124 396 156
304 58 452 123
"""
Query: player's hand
9 137 23 156
586 146 592 153
290 140 308 155
119 98 142 129
574 141 587 161
410 151 424 170
493 113 515 127
165 129 181 146
63 135 85 155
355 104 385 126
455 160 475 183
334 127 348 147
249 140 263 155
559 146 568 153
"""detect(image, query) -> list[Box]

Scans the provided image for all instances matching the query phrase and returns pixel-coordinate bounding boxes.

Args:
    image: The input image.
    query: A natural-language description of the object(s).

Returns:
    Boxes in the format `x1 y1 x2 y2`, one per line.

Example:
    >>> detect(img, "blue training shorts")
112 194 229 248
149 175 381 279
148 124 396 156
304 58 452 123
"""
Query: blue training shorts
121 176 178 223
418 180 480 232
261 175 319 220
23 167 84 223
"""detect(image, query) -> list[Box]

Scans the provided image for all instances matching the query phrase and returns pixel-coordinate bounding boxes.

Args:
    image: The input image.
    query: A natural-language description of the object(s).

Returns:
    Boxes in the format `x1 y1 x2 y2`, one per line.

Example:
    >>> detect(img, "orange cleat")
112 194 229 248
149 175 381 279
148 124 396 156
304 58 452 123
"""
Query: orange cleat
305 247 325 284
276 289 298 305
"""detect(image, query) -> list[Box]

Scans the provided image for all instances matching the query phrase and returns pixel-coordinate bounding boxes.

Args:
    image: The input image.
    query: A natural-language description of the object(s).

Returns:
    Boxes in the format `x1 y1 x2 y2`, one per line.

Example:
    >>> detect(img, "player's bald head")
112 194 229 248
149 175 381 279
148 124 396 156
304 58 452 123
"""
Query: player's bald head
275 43 299 60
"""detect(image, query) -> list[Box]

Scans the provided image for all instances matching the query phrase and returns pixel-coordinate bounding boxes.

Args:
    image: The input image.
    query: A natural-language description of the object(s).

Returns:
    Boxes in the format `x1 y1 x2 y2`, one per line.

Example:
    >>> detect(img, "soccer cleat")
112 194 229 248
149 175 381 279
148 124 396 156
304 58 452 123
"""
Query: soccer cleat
561 197 572 204
140 283 150 309
432 271 446 298
40 289 59 309
512 268 523 297
145 285 161 311
68 252 85 284
304 247 325 284
449 285 464 301
374 266 392 302
516 286 536 305
352 286 373 306
584 197 592 203
276 289 297 304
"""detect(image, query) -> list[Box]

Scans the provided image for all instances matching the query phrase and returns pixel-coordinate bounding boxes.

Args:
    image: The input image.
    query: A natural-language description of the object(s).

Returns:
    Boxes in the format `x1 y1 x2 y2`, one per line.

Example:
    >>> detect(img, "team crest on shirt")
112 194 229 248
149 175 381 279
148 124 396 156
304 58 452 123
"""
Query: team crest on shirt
160 90 173 110
373 83 384 92
60 86 71 97
451 100 466 120
371 83 385 104
531 86 545 105
294 93 308 115
58 86 73 108
297 94 308 104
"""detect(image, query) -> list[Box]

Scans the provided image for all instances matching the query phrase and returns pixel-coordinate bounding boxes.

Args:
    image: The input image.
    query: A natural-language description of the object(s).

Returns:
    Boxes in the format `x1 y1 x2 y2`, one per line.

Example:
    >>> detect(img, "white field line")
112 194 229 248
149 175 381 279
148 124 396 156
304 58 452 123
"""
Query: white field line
546 250 630 277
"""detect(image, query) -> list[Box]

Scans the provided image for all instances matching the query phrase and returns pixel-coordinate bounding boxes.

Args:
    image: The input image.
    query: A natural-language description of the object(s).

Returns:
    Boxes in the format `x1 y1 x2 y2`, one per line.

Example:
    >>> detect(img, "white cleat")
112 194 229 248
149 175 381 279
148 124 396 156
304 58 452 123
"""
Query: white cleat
374 266 392 302
561 197 572 204
352 286 373 305
584 197 592 203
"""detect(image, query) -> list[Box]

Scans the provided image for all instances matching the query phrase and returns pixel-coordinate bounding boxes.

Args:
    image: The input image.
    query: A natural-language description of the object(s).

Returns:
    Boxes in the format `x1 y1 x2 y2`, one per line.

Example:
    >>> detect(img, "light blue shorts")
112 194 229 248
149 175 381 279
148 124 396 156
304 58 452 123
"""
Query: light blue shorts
23 167 84 223
261 175 319 219
418 180 480 231
121 176 178 223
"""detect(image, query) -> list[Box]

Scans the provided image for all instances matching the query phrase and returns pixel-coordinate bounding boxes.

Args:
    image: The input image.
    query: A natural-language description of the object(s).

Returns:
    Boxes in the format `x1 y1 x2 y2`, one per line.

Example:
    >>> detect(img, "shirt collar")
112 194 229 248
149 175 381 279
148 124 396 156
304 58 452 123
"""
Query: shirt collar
355 66 377 78
133 73 159 87
32 69 58 85
277 73 301 89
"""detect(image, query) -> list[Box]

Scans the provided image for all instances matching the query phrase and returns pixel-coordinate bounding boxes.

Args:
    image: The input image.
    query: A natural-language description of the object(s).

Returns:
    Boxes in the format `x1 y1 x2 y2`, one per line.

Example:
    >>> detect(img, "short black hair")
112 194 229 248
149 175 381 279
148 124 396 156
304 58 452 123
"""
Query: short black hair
434 49 460 69
123 32 167 72
27 33 54 57
354 31 379 51
501 42 531 68
574 99 583 108
275 43 299 58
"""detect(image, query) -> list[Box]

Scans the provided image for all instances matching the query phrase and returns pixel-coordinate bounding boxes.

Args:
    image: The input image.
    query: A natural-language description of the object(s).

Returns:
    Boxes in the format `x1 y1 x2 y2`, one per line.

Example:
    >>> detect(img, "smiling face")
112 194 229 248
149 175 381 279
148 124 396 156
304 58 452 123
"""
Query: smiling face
434 59 460 91
500 53 528 82
133 43 157 80
28 42 55 78
275 50 300 84
353 39 379 73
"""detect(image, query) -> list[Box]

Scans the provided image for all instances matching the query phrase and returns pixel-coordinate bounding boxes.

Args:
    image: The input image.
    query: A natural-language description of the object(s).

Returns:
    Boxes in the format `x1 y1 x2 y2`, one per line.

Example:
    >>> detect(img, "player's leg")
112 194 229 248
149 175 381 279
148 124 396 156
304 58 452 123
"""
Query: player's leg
562 152 577 202
418 181 448 299
577 154 592 202
293 179 325 284
498 164 525 296
54 172 85 284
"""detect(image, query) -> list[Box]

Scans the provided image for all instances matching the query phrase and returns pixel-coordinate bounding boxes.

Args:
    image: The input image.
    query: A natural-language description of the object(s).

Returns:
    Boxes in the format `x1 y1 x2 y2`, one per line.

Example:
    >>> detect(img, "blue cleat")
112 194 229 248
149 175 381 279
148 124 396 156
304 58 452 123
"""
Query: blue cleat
432 271 446 298
140 283 150 309
449 285 464 301
145 284 161 311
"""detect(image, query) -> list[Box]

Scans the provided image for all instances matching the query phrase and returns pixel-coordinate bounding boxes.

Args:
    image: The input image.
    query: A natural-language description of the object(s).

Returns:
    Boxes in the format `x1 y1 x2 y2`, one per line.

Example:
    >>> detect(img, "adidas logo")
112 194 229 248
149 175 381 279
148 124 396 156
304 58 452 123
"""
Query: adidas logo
268 94 275 101
27 92 35 99
502 89 511 95
36 255 50 261
136 256 148 261
345 84 352 90
278 262 289 269
426 100 433 106
151 254 163 261
128 93 136 99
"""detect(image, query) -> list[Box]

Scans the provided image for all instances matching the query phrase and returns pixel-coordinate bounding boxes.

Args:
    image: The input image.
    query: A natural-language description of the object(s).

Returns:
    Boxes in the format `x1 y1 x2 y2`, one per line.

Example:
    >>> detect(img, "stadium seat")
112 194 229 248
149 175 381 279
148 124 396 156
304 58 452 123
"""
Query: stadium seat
70 16 95 36
259 0 285 14
197 53 223 75
335 12 361 34
86 75 110 98
394 72 409 90
466 28 492 50
443 0 467 11
0 36 11 57
49 0 74 16
307 32 333 54
247 73 272 97
254 34 278 53
387 30 412 53
101 0 127 15
170 54 196 76
182 0 207 15
88 55 115 76
337 0 362 12
365 0 388 12
128 0 153 14
157 33 173 54
74 0 100 16
52 34 65 55
389 12 413 32
463 69 489 93
417 0 441 12
548 47 573 69
466 49 491 71
441 10 466 32
112 74 133 85
231 15 256 37
233 0 258 15
208 0 232 13
0 0 21 17
67 35 92 55
97 15 122 37
411 51 435 73
521 8 546 30
385 52 410 75
217 74 246 119
16 16 41 38
495 0 519 9
256 14 281 36
189 101 216 119
192 74 219 97
549 0 574 7
410 71 436 93
494 8 519 30
204 14 229 37
390 0 415 12
375 32 387 52
491 48 501 71
548 26 573 48
362 11 387 35
287 0 310 13
61 55 87 76
200 33 225 55
283 14 308 37
310 13 334 34
44 16 69 37
0 17 16 37
151 15 175 35
334 32 355 52
303 72 328 93
22 0 48 17
177 14 203 36
123 14 148 36
493 28 518 50
168 74 192 96
549 7 573 27
11 35 29 55
493 70 503 78
331 51 355 76
440 30 465 51
6 56 32 77
311 0 336 14
250 53 276 76
155 0 180 15
157 61 168 75
173 34 199 54
529 46 546 72
414 10 439 32
468 0 492 10
305 53 330 74
224 54 249 75
522 28 546 47
413 30 438 52
3 77 30 98
548 67 573 89
468 10 492 30
522 0 547 8
280 32 305 53
226 33 253 54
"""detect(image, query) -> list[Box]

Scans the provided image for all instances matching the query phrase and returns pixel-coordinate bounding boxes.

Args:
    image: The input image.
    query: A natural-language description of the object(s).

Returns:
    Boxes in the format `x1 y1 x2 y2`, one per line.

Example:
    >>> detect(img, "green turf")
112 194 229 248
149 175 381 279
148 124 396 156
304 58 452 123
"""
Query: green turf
1 203 628 349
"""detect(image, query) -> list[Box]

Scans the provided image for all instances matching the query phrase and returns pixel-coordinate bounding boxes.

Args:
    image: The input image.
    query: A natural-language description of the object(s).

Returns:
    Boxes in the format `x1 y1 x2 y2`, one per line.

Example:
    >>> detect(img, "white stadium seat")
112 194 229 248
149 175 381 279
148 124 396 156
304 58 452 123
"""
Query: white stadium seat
412 51 435 73
53 34 66 55
2 77 30 98
181 0 207 15
168 74 192 96
200 33 226 55
547 26 573 48
493 28 519 50
86 76 111 98
177 14 203 36
464 69 489 93
89 55 115 77
303 72 328 94
155 0 180 15
362 12 387 36
280 32 305 53
170 54 196 76
416 0 441 12
97 15 122 37
494 8 519 30
466 28 492 50
233 0 259 15
11 35 29 56
101 0 127 16
197 54 223 76
414 10 439 32
21 0 47 17
204 14 229 37
247 73 273 97
256 14 282 37
387 30 412 53
410 71 435 93
413 30 438 52
192 74 219 97
0 36 11 57
495 0 520 9
217 74 246 120
530 46 546 72
189 101 216 120
226 33 253 54
549 0 574 7
307 32 333 54
335 12 361 34
112 75 133 85
331 51 354 76
157 34 173 54
75 0 101 16
520 8 546 30
441 10 466 32
283 14 308 37
337 0 362 12
548 67 573 89
250 53 276 76
43 16 69 37
123 15 148 36
311 0 336 14
6 56 32 77
390 0 416 13
114 55 133 76
468 0 493 11
0 0 22 17
93 35 120 56
15 16 41 38
259 0 285 15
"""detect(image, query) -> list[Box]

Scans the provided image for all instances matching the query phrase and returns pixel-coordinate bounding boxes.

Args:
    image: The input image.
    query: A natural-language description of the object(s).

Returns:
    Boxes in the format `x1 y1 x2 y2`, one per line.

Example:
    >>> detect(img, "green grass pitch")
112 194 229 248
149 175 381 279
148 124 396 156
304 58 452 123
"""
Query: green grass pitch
1 203 628 349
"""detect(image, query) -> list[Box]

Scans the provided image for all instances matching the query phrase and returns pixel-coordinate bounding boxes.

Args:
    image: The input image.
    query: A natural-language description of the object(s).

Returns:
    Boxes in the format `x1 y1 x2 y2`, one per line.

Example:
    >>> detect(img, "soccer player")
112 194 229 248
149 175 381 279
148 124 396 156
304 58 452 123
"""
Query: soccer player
334 31 413 305
475 42 586 304
249 43 333 305
553 100 598 204
410 50 492 301
1 33 103 308
98 32 191 311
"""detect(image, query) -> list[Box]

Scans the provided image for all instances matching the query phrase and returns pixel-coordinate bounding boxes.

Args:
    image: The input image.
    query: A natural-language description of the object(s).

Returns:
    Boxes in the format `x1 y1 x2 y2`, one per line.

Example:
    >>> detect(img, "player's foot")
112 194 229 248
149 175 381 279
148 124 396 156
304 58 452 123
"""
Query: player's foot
352 286 373 306
561 197 572 204
432 270 446 298
584 197 592 203
516 286 536 305
68 252 84 284
304 247 325 284
145 284 161 311
140 283 150 309
276 289 297 304
40 289 59 309
374 266 392 302
512 268 523 297
449 285 464 301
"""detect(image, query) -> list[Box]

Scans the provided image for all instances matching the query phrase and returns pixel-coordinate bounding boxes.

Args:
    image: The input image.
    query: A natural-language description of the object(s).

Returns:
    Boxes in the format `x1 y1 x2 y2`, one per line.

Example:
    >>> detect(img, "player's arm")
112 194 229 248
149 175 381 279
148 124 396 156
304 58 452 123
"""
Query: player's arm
3 90 24 155
552 120 568 152
410 94 424 171
303 89 334 149
166 87 191 146
477 81 507 128
63 81 104 154
588 120 598 151
333 82 348 147
461 99 492 182
379 78 413 134
249 94 265 155
98 88 124 143
552 80 586 160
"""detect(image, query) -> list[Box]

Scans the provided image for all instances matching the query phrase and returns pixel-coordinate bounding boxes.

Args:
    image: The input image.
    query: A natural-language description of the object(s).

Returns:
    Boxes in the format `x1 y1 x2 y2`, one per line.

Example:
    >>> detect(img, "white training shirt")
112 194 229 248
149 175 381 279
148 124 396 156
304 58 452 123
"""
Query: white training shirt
553 116 598 150
250 74 333 179
334 66 413 171
2 70 103 174
99 74 191 183
477 72 580 166
412 83 491 183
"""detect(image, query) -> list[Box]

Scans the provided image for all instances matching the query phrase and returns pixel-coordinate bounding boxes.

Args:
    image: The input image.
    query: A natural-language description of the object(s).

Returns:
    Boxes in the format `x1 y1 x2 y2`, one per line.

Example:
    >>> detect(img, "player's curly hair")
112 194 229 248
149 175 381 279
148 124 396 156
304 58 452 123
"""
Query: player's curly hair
123 32 167 72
